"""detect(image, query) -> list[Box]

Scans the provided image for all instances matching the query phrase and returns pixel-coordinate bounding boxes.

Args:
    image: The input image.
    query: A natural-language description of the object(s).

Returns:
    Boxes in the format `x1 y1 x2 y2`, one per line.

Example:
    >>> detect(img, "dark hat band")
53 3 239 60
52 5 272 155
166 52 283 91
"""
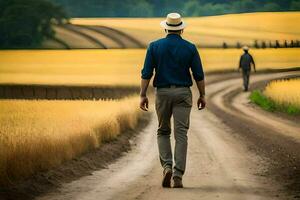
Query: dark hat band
166 21 183 27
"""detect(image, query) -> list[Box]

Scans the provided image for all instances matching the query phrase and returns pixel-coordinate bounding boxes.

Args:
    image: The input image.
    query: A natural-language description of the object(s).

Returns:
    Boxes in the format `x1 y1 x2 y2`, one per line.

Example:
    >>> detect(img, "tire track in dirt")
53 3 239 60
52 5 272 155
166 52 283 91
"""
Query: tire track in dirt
208 71 300 197
62 24 108 49
79 25 127 48
83 25 145 48
52 24 145 49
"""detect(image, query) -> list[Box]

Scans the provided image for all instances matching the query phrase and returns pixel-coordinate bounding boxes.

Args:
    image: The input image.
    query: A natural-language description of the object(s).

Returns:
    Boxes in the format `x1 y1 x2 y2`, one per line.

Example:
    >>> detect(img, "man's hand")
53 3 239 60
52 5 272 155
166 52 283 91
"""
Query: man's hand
140 79 151 111
195 80 206 110
197 96 206 110
140 96 149 111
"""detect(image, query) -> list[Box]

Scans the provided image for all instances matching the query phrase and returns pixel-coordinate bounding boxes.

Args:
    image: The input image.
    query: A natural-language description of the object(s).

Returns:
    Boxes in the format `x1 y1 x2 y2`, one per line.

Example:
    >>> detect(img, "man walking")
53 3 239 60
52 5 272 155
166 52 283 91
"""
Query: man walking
238 46 256 91
139 13 205 188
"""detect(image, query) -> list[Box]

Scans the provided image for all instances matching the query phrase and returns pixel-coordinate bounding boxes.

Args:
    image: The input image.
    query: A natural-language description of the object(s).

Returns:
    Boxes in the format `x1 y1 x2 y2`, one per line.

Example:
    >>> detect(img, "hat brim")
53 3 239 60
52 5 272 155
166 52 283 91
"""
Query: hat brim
160 20 186 30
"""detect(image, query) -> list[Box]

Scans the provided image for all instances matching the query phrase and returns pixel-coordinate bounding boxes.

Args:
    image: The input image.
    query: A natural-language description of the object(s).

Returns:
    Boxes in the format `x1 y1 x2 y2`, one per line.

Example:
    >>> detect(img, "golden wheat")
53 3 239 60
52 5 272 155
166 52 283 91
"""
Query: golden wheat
264 78 300 108
72 12 300 47
0 49 299 86
0 96 142 184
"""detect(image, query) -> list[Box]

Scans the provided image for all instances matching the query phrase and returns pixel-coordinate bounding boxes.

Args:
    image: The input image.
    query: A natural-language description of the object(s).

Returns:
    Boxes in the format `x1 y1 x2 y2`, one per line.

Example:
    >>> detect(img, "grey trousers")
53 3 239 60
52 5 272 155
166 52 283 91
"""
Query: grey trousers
242 70 250 90
155 87 192 178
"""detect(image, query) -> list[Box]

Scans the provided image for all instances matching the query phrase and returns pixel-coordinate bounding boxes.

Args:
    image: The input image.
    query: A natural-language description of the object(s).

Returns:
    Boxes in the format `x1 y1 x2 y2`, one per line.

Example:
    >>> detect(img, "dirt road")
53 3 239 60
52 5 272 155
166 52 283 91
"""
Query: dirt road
37 72 300 200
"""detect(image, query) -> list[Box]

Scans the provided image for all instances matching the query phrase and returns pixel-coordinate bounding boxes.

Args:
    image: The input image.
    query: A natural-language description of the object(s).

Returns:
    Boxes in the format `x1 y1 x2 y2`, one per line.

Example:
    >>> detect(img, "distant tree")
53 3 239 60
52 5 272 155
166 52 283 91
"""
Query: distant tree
183 0 200 16
232 0 256 13
290 1 300 10
261 3 281 11
268 41 273 48
254 40 259 48
236 42 241 48
275 40 280 48
284 40 288 48
198 3 232 16
0 0 67 48
127 0 153 17
48 0 300 17
290 40 295 47
222 42 228 49
261 41 267 48
296 40 300 47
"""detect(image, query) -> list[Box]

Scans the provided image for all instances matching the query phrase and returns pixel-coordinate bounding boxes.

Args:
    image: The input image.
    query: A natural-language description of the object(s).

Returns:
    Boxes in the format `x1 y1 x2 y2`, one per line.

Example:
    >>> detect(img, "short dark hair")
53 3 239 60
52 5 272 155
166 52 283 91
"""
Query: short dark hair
166 29 182 34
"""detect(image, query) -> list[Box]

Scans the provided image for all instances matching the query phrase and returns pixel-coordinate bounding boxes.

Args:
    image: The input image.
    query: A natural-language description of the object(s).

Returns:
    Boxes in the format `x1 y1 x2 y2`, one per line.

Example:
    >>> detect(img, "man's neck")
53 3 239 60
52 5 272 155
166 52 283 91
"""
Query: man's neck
168 33 181 35
166 33 182 38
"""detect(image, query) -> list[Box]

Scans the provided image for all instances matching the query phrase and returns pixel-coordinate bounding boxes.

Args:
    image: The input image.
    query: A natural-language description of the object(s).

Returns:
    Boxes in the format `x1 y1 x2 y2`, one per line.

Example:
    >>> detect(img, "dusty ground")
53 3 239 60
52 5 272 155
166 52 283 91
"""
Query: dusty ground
208 72 300 197
31 71 300 200
1 72 299 200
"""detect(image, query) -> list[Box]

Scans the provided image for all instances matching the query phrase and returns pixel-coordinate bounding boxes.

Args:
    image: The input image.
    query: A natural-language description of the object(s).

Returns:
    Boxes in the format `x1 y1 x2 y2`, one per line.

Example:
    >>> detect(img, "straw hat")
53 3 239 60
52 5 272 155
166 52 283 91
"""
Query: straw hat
160 13 186 31
243 46 249 51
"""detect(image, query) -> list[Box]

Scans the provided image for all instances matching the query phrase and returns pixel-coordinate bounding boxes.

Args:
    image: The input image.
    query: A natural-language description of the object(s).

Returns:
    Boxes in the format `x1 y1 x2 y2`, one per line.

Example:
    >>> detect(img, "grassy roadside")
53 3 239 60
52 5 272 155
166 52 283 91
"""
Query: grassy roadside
250 90 300 115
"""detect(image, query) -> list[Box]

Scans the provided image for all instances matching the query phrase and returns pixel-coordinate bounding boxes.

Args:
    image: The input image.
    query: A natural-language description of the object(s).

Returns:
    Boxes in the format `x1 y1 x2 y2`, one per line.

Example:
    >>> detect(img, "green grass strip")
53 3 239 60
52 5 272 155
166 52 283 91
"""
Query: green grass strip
250 90 300 115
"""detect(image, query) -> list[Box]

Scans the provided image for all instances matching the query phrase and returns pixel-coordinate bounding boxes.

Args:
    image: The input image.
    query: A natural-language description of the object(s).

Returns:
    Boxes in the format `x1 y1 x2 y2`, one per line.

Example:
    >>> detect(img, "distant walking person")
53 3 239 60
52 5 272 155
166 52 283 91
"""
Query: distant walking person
139 13 205 188
238 46 256 91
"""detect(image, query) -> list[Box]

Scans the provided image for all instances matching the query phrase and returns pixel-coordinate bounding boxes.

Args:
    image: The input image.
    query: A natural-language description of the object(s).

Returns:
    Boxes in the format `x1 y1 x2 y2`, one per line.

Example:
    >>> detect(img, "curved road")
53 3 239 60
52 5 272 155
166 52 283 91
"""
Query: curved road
38 72 300 200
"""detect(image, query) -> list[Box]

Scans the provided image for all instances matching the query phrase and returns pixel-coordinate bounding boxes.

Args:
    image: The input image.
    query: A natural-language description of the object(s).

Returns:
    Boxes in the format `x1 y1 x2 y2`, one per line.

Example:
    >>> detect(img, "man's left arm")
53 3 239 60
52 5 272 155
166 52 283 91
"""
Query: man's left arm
251 55 256 72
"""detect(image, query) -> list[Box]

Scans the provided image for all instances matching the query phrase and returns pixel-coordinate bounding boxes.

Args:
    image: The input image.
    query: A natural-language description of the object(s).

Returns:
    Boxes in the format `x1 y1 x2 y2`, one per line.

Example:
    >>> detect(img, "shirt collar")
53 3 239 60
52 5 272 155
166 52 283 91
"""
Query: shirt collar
166 34 182 39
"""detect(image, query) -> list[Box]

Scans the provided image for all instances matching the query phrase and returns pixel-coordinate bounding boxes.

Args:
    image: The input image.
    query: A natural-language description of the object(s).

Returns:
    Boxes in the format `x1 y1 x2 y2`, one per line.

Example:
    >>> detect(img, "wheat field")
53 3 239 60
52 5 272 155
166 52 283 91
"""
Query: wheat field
264 78 300 109
1 12 300 185
72 12 300 47
0 48 299 86
0 96 142 184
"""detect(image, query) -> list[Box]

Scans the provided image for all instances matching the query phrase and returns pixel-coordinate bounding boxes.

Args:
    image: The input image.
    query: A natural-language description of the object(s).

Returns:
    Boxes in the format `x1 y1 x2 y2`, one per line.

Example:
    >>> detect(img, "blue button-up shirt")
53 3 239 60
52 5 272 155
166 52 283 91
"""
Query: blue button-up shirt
141 34 204 88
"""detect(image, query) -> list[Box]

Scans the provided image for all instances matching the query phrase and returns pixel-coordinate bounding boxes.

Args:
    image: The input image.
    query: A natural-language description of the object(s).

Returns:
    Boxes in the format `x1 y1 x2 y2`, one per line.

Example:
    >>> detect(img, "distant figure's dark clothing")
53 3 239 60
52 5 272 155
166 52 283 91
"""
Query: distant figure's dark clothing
242 70 250 91
239 52 255 91
239 52 255 71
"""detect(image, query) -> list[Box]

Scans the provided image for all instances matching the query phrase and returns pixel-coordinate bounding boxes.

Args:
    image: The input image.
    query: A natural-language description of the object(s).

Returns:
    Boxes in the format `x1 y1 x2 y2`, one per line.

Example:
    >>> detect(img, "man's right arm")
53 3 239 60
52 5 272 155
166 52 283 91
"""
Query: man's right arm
140 43 155 111
195 80 205 97
140 79 150 111
238 56 242 71
195 80 206 110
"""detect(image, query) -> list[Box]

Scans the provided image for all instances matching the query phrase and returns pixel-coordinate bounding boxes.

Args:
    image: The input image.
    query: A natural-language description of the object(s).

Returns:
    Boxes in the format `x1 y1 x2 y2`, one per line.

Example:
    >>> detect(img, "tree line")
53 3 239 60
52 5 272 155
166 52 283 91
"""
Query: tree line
0 0 67 48
221 40 300 49
49 0 300 17
1 0 300 48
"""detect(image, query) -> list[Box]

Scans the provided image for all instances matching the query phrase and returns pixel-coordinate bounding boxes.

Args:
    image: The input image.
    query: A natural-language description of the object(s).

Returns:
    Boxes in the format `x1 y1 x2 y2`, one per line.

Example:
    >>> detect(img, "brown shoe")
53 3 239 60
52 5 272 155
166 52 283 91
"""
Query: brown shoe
172 176 183 188
162 167 172 188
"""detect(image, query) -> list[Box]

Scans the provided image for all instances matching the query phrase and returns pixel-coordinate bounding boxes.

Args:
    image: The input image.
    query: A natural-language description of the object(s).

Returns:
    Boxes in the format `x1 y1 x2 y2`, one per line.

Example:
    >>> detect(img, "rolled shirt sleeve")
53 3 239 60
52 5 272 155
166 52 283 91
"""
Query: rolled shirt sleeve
190 45 204 81
141 43 155 79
